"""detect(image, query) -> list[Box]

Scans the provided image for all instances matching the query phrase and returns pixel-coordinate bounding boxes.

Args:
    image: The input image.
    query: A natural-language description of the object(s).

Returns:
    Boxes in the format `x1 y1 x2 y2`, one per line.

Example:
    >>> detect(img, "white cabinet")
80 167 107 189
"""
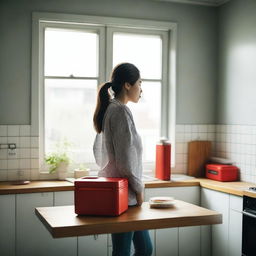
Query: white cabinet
54 191 74 206
0 194 15 256
16 192 76 256
201 188 243 256
228 195 242 256
145 186 200 256
155 228 178 256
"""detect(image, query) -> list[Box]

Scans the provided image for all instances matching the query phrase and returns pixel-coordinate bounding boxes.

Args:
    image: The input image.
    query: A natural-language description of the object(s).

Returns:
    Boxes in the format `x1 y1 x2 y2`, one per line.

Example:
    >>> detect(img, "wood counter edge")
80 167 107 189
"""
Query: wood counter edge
1 179 255 197
35 203 222 238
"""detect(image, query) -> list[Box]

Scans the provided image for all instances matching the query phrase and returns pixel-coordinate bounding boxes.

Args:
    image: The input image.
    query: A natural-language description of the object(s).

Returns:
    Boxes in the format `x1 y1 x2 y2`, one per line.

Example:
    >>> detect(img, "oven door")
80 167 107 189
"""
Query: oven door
242 210 256 256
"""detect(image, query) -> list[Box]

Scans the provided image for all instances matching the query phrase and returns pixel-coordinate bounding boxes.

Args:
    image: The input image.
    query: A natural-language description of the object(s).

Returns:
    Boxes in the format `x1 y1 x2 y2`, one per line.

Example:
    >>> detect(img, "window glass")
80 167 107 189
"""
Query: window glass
44 28 98 77
128 81 161 162
113 33 162 79
44 79 97 163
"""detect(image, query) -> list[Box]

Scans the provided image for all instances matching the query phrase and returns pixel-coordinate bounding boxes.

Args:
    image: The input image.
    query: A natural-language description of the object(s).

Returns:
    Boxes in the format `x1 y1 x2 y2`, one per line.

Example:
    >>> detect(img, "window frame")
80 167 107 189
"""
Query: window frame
31 12 177 173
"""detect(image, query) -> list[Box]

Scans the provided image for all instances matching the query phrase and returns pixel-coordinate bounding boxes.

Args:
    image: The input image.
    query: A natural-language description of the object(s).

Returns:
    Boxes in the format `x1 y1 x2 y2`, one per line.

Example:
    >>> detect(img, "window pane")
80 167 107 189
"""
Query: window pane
127 81 161 162
113 33 162 79
44 28 98 77
45 79 97 163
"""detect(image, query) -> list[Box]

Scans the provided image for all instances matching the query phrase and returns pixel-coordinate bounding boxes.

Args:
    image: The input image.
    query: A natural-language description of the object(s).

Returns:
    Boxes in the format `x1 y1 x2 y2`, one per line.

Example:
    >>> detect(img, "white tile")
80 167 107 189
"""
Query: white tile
0 149 7 159
31 137 39 148
0 160 7 170
19 148 30 158
191 125 199 133
30 169 40 180
176 143 184 154
31 148 39 159
7 170 19 181
200 133 207 140
184 125 191 133
0 126 7 136
31 159 39 169
18 169 31 180
7 159 19 169
207 125 215 133
207 133 215 141
7 125 20 136
176 133 185 143
176 125 185 133
19 125 31 136
0 137 7 144
176 154 184 164
19 159 31 169
184 133 192 142
0 170 8 181
198 125 207 133
20 137 30 148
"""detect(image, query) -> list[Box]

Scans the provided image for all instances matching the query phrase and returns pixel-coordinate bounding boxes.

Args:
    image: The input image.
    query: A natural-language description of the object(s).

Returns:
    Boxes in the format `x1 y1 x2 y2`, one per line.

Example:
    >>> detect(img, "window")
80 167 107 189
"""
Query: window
32 13 177 171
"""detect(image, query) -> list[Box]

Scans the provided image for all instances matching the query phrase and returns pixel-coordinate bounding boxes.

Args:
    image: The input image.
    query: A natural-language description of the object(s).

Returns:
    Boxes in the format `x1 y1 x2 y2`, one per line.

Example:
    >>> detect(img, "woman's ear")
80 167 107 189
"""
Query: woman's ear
124 82 131 91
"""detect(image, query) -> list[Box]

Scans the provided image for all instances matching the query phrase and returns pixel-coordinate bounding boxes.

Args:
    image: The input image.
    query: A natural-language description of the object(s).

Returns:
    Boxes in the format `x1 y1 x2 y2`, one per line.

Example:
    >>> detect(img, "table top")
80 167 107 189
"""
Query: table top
35 200 222 238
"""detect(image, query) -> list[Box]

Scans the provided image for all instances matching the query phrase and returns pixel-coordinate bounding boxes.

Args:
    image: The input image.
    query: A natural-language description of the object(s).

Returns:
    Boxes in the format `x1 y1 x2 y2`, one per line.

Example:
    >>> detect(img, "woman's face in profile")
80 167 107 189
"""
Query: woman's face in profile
127 78 142 103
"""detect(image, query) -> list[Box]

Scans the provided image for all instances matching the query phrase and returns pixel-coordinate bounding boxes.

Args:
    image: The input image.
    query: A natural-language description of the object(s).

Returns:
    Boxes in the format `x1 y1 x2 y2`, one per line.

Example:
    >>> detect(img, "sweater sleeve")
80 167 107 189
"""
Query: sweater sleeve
110 108 144 194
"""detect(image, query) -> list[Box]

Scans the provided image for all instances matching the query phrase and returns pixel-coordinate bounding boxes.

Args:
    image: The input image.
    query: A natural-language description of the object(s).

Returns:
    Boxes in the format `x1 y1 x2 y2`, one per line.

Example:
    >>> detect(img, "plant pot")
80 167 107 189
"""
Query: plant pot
56 162 69 180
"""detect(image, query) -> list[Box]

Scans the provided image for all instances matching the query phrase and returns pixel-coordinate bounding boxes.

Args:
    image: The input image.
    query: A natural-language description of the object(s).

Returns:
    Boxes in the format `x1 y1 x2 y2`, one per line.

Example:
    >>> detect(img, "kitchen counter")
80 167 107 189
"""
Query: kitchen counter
0 177 255 197
35 200 222 238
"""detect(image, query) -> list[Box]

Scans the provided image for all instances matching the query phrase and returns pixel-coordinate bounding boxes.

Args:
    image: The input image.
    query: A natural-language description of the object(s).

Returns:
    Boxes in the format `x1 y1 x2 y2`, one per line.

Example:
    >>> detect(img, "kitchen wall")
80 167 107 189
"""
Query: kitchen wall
0 0 217 125
217 0 256 125
7 0 256 182
215 0 256 182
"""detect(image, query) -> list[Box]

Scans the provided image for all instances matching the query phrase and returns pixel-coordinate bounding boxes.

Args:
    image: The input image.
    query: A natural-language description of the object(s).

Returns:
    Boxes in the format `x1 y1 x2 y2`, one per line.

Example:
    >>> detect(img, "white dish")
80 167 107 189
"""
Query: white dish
149 196 175 208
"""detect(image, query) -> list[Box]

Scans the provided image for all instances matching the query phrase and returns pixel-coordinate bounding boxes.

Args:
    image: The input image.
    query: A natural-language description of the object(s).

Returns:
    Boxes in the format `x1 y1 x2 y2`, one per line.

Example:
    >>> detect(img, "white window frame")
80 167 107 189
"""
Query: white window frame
31 12 177 172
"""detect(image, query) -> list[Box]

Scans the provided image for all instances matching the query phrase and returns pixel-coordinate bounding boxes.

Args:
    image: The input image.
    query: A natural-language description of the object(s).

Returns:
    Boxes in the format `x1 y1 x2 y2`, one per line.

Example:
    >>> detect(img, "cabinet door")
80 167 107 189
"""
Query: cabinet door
179 226 200 256
144 186 200 205
155 228 178 256
228 210 242 256
54 191 74 206
16 192 76 256
0 194 15 256
78 234 108 256
201 188 229 256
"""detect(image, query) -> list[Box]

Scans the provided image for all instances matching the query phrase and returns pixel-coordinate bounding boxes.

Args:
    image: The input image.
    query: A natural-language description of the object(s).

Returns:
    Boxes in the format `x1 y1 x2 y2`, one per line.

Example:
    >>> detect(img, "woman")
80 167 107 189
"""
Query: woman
93 63 153 256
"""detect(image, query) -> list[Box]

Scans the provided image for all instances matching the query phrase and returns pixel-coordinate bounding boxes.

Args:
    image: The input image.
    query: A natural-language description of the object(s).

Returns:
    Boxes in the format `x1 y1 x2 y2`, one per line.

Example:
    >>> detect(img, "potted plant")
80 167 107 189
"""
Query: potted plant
45 152 70 180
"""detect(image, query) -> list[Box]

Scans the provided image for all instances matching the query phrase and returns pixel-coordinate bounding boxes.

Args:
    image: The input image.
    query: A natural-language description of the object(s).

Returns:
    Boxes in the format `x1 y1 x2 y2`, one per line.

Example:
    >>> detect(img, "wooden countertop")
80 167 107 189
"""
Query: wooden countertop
35 200 222 238
1 178 256 198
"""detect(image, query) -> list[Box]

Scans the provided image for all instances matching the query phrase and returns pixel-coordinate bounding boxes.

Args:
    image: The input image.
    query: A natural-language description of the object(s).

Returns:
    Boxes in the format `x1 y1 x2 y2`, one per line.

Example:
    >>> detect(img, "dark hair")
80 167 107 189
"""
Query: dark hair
93 63 140 133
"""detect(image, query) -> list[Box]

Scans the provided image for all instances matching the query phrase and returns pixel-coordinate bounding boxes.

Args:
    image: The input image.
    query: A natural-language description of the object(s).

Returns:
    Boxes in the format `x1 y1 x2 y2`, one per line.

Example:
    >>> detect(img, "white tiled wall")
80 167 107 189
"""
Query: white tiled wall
215 125 256 183
173 124 216 174
1 124 256 183
0 125 39 181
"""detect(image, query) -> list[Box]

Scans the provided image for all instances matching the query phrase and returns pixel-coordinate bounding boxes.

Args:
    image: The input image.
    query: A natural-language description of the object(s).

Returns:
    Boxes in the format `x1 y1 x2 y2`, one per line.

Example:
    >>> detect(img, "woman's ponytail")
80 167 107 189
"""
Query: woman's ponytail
93 82 112 133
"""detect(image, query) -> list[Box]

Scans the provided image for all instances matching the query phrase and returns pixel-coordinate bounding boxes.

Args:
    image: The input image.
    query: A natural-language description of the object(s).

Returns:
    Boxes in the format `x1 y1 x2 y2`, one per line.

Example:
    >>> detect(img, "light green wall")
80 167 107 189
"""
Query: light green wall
218 0 256 125
0 0 217 125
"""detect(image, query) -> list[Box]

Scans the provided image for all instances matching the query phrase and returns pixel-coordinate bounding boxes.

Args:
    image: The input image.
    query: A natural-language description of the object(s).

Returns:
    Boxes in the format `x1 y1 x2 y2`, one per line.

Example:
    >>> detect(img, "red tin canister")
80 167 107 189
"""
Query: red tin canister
74 177 128 216
206 164 238 181
155 139 171 181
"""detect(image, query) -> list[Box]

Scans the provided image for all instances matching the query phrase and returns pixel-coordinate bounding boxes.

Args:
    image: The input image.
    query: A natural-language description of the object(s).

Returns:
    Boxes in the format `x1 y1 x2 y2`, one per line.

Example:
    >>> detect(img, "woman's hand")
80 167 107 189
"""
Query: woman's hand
136 192 144 206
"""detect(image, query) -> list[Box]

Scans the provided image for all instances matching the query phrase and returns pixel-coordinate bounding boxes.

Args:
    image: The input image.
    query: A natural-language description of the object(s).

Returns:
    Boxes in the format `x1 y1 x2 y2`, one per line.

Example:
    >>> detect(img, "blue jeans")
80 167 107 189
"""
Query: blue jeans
112 230 153 256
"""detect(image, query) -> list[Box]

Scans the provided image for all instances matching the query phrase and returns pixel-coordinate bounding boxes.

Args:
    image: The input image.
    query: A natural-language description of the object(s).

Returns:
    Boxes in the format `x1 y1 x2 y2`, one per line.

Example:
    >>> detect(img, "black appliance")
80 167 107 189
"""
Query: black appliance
242 188 256 256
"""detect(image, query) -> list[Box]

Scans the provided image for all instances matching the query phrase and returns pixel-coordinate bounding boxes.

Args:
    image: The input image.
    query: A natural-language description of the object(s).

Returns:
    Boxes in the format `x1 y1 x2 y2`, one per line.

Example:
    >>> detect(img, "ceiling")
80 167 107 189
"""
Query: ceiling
153 0 230 6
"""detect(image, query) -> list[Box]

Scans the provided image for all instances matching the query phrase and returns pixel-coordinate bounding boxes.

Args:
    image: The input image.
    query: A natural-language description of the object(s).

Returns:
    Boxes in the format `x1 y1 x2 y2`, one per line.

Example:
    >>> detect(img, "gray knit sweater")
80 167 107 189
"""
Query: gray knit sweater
93 98 144 206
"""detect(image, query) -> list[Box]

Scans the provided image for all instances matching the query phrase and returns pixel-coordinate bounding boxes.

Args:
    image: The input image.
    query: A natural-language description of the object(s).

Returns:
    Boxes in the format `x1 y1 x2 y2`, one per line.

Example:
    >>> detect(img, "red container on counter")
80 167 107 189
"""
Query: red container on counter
74 177 128 216
206 164 238 181
155 139 171 181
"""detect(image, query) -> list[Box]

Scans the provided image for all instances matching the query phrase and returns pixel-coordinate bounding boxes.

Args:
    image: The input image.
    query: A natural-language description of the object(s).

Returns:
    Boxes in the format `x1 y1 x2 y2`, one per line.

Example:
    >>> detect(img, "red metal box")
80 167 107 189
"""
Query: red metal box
206 164 238 181
74 177 128 216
